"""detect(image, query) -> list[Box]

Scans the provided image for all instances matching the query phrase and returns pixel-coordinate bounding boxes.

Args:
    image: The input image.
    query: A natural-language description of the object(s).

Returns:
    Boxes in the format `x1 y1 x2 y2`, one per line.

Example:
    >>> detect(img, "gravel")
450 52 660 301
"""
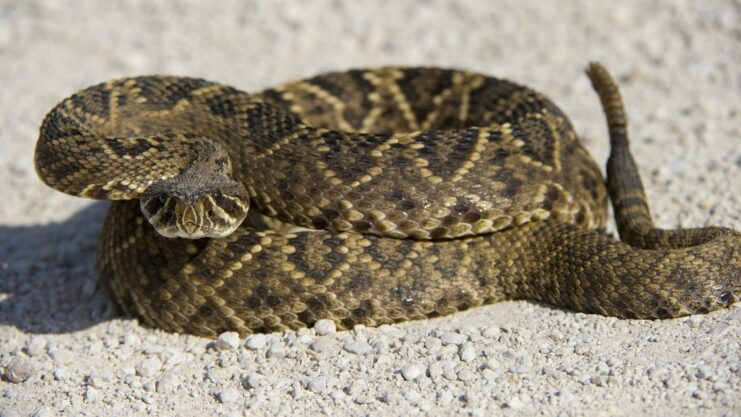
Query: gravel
244 334 266 350
135 357 162 378
400 363 425 381
1 1 739 416
215 332 241 351
343 339 372 355
2 357 36 384
216 387 239 404
313 319 336 336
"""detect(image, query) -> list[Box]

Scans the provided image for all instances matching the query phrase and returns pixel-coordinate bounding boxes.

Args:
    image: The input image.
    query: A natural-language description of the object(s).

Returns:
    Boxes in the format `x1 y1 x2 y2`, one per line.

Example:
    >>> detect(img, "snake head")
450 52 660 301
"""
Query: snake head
140 174 250 239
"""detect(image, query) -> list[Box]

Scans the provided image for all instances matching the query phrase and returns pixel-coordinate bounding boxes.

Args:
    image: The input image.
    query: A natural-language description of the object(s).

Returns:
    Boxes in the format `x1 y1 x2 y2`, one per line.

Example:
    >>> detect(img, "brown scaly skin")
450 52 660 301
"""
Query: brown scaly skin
35 63 739 337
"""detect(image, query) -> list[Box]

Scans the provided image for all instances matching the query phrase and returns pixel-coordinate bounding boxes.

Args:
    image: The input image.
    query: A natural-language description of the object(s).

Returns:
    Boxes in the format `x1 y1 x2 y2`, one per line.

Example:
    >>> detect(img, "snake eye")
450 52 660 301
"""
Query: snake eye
207 209 215 217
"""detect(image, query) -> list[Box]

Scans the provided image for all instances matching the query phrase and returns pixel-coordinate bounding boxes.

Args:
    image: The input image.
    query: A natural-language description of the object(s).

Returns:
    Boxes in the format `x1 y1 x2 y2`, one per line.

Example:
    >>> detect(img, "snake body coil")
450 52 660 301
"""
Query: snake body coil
35 63 740 337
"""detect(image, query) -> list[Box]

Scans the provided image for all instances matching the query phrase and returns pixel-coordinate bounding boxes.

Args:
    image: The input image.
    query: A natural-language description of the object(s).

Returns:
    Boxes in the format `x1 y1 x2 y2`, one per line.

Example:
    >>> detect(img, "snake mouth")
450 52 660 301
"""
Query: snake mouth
182 220 205 235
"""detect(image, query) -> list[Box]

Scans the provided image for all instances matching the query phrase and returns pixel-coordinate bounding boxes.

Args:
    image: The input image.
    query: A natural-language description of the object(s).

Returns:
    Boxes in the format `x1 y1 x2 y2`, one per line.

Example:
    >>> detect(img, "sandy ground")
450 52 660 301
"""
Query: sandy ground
1 1 740 416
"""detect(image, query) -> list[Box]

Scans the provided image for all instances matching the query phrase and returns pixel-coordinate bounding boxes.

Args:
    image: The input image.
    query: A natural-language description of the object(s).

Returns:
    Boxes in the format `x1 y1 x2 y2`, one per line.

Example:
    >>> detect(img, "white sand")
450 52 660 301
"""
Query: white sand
1 1 739 416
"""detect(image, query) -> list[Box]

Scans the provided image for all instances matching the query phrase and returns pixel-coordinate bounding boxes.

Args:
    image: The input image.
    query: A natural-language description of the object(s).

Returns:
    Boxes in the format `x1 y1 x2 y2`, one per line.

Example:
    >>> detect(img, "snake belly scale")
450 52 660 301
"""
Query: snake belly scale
35 63 740 337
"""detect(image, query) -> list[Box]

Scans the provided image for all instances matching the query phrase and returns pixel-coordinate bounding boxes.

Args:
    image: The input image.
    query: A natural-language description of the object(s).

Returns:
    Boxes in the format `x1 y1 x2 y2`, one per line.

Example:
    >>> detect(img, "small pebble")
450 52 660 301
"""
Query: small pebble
53 368 73 381
217 387 239 403
157 372 180 393
86 340 103 356
136 357 162 378
695 366 711 380
403 389 422 403
306 377 327 393
481 369 497 382
124 374 141 388
686 315 705 328
482 326 502 338
48 348 75 365
313 319 337 335
30 407 55 417
459 343 476 362
3 357 36 383
215 332 241 351
401 363 425 381
483 359 501 371
427 362 443 379
242 373 262 389
245 334 267 350
440 332 467 345
437 390 455 405
590 375 607 386
424 337 442 351
442 362 458 380
346 379 367 396
143 380 156 392
116 367 135 379
266 345 285 359
343 339 371 355
378 325 407 339
369 336 389 353
502 396 525 409
86 371 112 388
457 368 476 381
0 408 21 417
25 337 48 357
354 394 374 405
548 330 565 341
310 337 338 354
84 386 101 402
457 325 480 336
122 333 141 347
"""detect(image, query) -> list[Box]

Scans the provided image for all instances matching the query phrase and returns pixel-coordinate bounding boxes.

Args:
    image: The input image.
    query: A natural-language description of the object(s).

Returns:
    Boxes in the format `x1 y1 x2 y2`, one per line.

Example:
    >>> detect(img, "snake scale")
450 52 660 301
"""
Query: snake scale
35 63 740 337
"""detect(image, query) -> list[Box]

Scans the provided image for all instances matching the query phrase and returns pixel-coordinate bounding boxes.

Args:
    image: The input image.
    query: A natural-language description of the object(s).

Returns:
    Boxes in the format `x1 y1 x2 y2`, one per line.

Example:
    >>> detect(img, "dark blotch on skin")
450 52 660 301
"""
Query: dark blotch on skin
105 137 157 157
297 310 314 325
442 215 459 226
206 96 237 118
463 212 481 223
453 201 470 215
655 307 671 319
323 208 340 220
213 156 230 173
542 186 560 211
213 193 241 216
307 294 329 310
352 221 372 232
430 227 449 239
398 199 416 211
143 195 166 214
246 296 262 309
313 217 329 229
266 295 283 307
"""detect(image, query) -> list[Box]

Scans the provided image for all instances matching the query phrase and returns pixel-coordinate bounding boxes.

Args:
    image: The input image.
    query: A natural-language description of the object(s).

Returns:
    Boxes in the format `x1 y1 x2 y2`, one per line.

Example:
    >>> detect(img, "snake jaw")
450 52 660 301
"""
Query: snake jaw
139 178 250 239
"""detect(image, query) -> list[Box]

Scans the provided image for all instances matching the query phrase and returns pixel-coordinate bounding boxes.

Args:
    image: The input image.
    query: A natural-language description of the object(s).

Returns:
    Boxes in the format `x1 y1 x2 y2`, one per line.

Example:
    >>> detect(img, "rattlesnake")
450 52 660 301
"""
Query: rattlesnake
35 63 740 337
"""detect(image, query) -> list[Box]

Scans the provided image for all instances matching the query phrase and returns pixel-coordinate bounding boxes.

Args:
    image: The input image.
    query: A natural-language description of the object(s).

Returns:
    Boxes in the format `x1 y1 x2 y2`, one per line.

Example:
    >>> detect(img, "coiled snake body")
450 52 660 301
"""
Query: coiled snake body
35 63 740 337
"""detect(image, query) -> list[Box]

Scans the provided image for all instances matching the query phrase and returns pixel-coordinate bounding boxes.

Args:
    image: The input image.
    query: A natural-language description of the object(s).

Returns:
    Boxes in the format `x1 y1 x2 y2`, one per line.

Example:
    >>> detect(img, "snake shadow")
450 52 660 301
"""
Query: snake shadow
0 202 122 335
